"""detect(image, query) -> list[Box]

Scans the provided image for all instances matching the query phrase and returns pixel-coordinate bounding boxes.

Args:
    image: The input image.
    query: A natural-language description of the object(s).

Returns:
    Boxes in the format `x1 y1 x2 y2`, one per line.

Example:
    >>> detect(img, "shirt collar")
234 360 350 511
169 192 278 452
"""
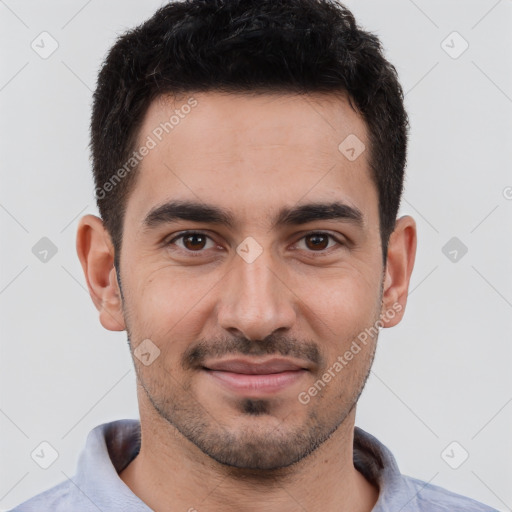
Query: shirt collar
74 419 405 511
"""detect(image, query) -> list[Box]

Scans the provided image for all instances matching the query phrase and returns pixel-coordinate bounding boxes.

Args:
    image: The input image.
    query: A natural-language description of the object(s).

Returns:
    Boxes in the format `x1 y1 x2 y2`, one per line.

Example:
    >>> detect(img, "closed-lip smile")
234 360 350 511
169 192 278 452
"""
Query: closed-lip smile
202 357 310 395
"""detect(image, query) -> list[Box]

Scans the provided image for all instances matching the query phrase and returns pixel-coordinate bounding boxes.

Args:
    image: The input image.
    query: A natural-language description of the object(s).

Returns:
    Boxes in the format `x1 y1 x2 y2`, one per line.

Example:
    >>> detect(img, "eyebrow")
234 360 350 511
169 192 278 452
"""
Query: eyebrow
142 199 363 231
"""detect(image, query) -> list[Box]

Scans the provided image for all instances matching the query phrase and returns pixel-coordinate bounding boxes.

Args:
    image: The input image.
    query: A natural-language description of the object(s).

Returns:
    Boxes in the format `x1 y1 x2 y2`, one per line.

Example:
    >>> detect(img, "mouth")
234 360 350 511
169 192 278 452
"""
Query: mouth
201 357 310 395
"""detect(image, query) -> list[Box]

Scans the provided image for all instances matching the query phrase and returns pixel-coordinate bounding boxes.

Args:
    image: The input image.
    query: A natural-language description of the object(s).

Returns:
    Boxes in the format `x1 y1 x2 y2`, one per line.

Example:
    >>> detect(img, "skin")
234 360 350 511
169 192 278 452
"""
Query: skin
76 91 416 512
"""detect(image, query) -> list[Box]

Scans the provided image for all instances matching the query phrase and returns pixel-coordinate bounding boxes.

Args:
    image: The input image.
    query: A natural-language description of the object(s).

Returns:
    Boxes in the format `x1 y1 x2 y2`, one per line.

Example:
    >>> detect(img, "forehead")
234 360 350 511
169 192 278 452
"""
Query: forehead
142 90 366 159
126 91 377 229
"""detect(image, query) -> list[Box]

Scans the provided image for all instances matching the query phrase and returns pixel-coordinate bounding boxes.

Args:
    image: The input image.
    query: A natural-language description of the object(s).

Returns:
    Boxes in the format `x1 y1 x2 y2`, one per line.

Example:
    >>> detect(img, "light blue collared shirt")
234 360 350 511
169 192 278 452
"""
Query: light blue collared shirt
10 419 498 511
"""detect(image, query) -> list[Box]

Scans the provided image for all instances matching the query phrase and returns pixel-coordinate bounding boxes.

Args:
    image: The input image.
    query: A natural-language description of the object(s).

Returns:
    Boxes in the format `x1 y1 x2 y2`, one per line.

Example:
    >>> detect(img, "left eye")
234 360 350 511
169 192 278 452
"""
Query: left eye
295 232 340 251
167 231 341 254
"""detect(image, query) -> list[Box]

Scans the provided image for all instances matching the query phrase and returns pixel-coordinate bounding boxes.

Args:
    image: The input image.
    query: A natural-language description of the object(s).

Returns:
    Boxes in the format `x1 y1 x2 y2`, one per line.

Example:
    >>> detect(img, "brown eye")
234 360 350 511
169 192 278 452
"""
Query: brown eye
295 232 341 253
168 232 216 252
182 233 208 251
304 233 330 250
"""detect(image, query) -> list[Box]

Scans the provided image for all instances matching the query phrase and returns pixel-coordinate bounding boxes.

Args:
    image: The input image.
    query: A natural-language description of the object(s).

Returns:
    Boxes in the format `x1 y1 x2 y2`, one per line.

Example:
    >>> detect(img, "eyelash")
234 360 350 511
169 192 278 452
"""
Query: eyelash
166 231 344 256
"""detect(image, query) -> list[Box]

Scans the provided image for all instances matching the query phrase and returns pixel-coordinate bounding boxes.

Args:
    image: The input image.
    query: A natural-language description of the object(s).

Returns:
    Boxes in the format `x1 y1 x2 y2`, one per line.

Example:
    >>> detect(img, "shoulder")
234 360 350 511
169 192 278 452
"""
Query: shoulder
8 479 88 511
353 427 497 512
400 475 499 512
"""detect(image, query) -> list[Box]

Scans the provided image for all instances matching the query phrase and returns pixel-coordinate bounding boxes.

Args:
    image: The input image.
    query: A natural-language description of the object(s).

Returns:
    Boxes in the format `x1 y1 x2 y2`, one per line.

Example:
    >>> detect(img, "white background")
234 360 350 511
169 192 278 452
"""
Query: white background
0 0 511 510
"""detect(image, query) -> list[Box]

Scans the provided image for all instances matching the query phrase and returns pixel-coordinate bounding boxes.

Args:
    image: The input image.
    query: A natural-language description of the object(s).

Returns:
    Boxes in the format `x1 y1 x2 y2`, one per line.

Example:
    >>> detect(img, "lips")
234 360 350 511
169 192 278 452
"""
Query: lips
203 358 307 374
202 357 309 395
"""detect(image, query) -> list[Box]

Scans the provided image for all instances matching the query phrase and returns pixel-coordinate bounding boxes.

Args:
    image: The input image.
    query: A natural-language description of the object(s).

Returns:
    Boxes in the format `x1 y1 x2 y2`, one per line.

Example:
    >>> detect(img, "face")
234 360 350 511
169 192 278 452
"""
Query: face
103 92 396 470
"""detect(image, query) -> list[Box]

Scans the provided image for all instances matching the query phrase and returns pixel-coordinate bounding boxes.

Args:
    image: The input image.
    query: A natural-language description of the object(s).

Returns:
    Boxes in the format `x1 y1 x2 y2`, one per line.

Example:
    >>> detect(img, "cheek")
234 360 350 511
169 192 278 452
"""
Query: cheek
298 267 381 338
123 246 382 359
124 265 220 352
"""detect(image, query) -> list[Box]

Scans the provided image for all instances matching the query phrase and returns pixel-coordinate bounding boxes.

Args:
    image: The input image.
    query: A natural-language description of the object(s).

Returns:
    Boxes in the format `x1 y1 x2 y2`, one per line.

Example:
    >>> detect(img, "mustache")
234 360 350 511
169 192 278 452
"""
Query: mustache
181 334 324 370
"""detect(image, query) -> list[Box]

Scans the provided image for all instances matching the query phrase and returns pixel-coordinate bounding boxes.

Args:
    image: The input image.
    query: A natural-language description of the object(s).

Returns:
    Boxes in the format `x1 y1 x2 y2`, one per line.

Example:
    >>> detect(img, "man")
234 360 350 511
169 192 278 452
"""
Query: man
11 0 497 511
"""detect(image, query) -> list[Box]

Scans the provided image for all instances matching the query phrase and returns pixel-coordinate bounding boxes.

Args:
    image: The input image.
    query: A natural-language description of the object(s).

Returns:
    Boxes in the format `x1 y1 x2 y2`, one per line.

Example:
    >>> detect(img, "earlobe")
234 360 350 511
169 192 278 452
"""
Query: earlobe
76 214 126 332
381 215 417 328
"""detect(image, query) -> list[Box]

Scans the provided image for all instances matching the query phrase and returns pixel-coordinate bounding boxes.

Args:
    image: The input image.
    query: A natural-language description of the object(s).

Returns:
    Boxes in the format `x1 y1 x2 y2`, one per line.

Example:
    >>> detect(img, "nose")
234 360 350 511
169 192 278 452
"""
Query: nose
216 245 297 341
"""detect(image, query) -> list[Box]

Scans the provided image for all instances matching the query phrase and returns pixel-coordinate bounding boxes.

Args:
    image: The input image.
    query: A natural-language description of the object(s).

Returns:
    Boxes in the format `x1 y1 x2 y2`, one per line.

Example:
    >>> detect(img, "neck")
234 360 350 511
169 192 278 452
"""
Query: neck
120 398 379 512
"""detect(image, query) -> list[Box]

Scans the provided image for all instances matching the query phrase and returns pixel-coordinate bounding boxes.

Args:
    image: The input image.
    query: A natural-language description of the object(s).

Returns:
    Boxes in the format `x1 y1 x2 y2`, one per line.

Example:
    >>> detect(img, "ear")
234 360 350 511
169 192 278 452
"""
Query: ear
76 214 126 331
380 215 417 328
